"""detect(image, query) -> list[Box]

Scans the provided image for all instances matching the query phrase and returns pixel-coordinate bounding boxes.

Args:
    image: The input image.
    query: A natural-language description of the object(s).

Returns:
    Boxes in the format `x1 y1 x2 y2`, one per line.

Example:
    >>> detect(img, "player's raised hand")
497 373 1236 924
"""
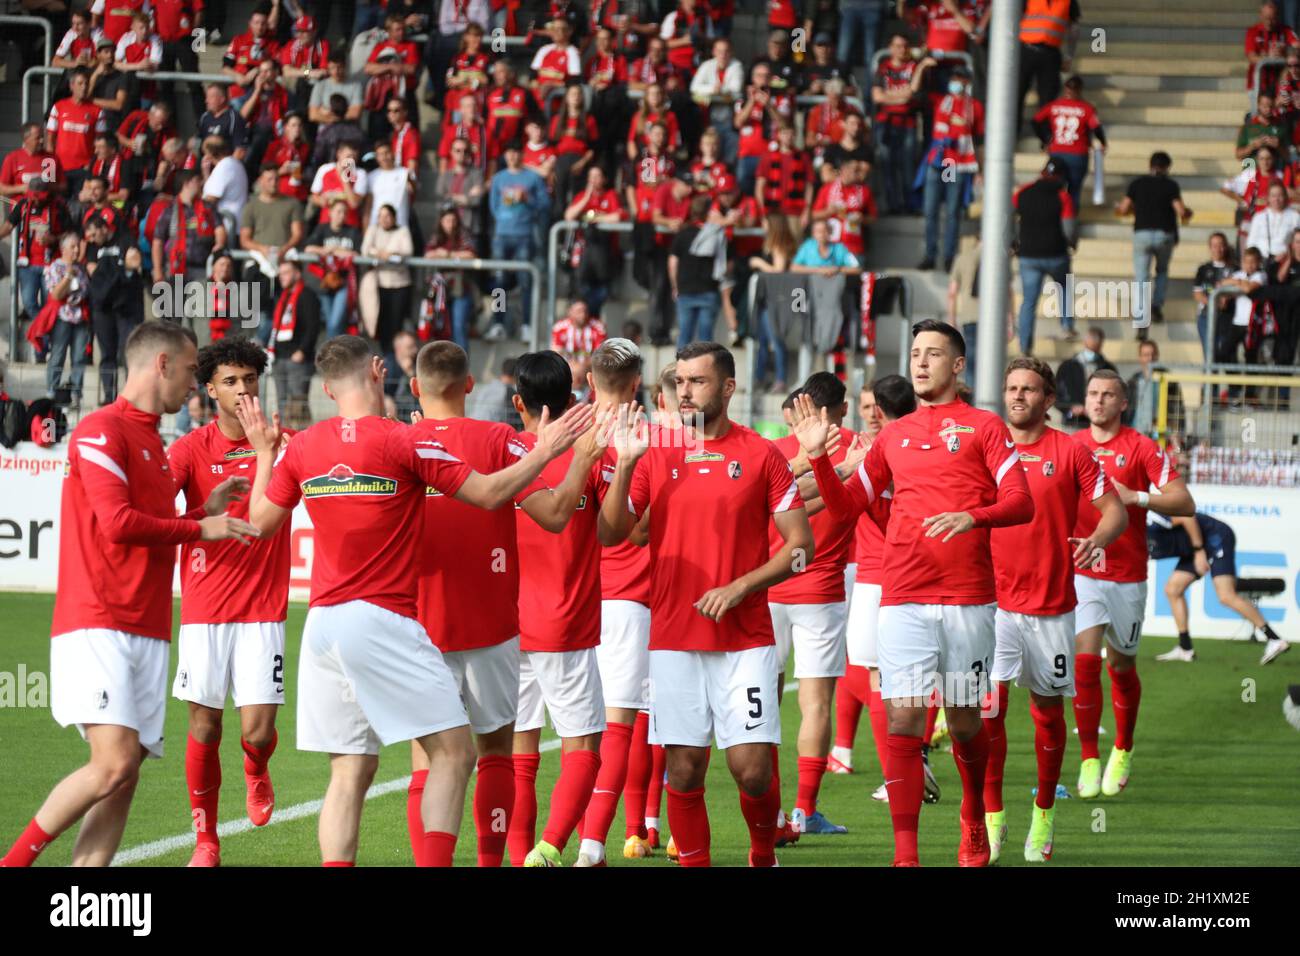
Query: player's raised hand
234 395 282 455
1069 535 1106 570
611 402 650 463
790 394 831 457
694 582 746 623
843 431 870 471
198 513 262 546
922 510 975 542
575 402 615 462
203 475 251 516
535 401 598 460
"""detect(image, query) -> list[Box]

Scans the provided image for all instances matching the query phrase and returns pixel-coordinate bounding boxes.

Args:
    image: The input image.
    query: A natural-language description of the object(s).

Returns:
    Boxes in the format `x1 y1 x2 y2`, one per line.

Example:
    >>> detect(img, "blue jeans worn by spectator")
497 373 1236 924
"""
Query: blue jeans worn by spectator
710 104 740 166
738 155 761 197
580 281 611 317
876 123 918 214
1050 151 1088 217
1017 255 1072 355
1132 228 1175 322
924 165 968 263
755 304 788 387
962 321 979 387
47 318 91 400
838 0 886 92
490 232 536 335
451 294 473 352
675 291 720 349
17 264 45 319
318 287 350 339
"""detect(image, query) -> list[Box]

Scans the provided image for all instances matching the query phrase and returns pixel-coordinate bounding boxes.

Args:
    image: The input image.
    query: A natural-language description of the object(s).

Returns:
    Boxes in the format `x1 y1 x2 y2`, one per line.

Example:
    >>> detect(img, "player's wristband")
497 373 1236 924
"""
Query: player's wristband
1136 491 1150 508
1193 545 1206 552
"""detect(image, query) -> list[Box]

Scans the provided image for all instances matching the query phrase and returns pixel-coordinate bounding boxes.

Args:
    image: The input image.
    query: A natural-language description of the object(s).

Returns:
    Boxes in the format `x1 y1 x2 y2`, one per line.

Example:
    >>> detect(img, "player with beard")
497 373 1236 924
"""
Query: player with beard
601 342 814 867
986 357 1127 863
796 320 1034 867
1069 369 1193 800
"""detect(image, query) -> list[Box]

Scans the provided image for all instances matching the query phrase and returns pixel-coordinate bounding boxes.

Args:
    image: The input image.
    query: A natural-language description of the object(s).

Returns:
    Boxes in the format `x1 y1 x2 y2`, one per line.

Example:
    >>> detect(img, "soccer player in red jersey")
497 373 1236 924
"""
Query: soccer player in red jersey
986 358 1127 864
405 342 601 868
768 373 856 839
601 342 815 868
574 339 656 866
1069 369 1194 800
825 378 916 805
800 320 1034 867
505 351 620 868
0 323 259 868
236 337 593 866
168 338 297 867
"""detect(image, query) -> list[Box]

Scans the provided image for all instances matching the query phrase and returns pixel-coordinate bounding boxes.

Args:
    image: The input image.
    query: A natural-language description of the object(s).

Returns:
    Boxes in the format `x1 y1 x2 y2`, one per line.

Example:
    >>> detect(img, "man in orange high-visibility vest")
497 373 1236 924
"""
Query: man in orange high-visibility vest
1016 0 1079 133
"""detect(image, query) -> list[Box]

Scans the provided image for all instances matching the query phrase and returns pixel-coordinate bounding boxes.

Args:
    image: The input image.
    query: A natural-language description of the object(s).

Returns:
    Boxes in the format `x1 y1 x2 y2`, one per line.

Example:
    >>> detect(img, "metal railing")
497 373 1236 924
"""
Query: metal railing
1250 57 1288 117
1155 365 1300 452
225 248 545 352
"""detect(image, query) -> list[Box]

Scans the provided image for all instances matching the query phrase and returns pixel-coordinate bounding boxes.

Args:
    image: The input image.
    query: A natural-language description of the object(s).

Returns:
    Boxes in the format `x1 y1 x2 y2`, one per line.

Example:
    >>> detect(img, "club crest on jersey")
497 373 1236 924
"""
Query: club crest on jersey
224 447 256 461
945 433 960 453
727 460 742 479
1043 460 1054 476
301 464 399 498
1117 454 1126 467
684 450 725 464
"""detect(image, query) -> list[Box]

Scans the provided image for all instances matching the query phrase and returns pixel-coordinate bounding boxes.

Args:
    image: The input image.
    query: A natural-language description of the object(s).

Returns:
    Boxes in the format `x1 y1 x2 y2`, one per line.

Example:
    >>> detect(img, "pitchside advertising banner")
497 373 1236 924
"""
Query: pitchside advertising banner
1 444 1297 638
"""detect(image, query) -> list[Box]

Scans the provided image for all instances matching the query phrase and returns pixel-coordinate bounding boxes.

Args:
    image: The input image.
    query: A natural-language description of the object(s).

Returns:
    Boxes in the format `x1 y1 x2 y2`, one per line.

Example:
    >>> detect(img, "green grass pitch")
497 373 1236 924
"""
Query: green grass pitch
1 592 1296 867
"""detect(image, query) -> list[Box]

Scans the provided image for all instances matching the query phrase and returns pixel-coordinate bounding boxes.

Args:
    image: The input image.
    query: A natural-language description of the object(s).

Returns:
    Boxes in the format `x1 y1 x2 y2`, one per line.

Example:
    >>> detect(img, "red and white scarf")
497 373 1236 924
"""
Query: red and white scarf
168 198 215 274
269 280 305 355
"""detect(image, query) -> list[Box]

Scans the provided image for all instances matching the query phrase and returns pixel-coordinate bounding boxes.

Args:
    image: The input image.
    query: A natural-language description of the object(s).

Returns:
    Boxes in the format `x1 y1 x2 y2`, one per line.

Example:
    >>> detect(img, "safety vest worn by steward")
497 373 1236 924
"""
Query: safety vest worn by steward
1020 0 1070 47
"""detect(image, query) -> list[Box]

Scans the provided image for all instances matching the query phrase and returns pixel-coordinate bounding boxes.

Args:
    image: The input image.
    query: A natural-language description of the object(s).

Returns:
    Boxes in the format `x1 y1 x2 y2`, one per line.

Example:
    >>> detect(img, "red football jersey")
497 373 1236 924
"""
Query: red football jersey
515 434 604 653
768 429 856 605
1246 22 1298 90
813 180 876 257
600 446 650 605
487 85 531 149
413 417 546 653
822 401 1033 607
222 31 280 97
93 0 149 43
153 0 203 42
46 98 107 172
1072 425 1178 584
391 121 421 169
169 421 294 626
0 148 62 191
1034 98 1101 157
921 0 971 52
853 492 892 585
630 422 804 652
265 416 471 618
992 427 1108 616
52 397 202 641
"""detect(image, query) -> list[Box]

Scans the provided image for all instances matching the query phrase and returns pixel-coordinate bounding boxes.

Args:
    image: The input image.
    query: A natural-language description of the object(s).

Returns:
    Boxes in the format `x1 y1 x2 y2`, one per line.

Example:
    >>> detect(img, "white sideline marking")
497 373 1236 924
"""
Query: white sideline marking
113 738 564 866
116 681 803 865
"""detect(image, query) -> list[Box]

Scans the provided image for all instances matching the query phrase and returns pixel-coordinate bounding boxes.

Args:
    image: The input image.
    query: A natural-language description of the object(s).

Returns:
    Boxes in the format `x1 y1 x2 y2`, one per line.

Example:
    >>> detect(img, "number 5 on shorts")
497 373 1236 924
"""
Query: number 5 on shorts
747 686 762 719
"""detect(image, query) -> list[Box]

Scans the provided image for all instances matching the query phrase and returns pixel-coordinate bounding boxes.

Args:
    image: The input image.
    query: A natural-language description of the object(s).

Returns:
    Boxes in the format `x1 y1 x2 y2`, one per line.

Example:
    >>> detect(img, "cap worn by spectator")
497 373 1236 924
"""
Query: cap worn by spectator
295 15 316 34
814 33 833 46
715 172 738 193
96 36 115 50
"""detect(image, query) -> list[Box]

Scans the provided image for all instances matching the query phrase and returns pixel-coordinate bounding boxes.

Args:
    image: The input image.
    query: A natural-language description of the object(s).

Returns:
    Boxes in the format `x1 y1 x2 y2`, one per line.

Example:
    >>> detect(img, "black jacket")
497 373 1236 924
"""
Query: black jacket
1055 351 1117 427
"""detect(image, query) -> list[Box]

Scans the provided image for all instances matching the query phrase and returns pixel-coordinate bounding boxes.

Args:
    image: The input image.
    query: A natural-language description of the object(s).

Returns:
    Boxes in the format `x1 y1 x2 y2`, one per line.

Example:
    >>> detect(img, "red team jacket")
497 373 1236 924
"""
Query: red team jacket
264 417 471 619
630 423 803 652
169 421 294 626
991 426 1109 616
1072 425 1177 585
52 397 203 641
814 401 1033 607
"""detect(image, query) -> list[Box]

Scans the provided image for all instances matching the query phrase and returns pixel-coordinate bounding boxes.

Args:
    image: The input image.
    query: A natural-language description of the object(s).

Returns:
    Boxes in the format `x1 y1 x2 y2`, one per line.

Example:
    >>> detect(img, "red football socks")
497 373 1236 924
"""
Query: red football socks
540 749 601 852
982 683 1010 814
581 721 633 846
1030 699 1068 809
322 860 355 867
0 818 54 867
867 686 889 778
241 730 277 777
885 733 924 865
665 785 710 866
508 752 540 867
645 744 666 824
407 769 430 866
186 734 222 848
835 666 869 748
421 830 456 867
1108 661 1142 752
623 712 651 839
738 779 781 867
952 722 990 822
923 705 938 744
795 756 828 817
473 755 514 867
1073 653 1103 761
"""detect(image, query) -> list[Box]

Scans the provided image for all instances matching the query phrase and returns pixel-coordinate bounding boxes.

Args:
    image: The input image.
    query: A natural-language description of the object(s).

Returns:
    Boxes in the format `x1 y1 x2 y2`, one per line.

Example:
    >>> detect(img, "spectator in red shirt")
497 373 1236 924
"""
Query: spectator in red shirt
1275 45 1300 124
921 67 984 271
443 22 492 121
550 85 599 213
0 181 69 326
872 33 934 215
1032 74 1107 211
522 117 559 188
46 69 107 200
438 92 491 174
550 298 609 365
2 122 65 199
1247 0 1298 96
365 13 422 140
734 62 780 196
264 111 310 202
757 121 815 237
486 61 537 159
660 0 707 79
277 15 331 114
222 6 279 104
626 82 681 161
153 0 206 120
689 126 731 196
530 18 582 111
239 58 290 169
812 158 877 261
52 8 103 70
92 0 150 44
805 79 863 161
388 98 422 182
628 36 680 94
564 164 626 314
587 26 631 169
